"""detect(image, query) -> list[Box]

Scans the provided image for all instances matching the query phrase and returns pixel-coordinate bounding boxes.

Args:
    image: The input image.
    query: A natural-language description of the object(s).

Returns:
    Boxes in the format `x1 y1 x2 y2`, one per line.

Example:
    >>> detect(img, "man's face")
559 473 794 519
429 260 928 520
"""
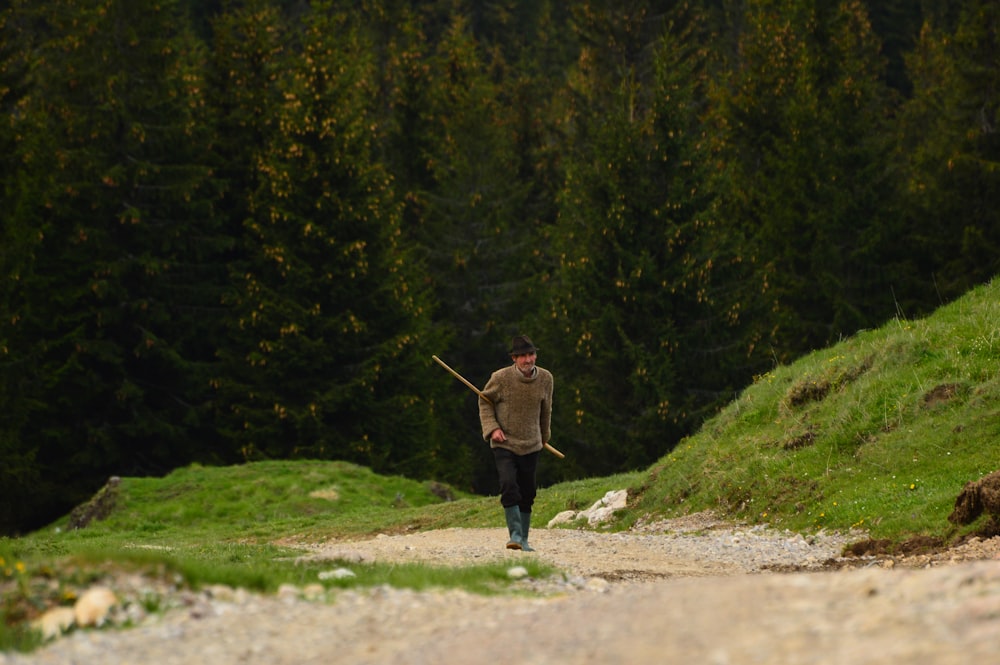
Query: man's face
512 351 536 374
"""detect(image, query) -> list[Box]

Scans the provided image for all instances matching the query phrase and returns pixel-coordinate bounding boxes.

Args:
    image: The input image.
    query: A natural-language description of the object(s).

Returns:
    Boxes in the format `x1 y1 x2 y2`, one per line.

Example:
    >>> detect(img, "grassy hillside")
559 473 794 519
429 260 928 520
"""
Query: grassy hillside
626 277 1000 542
2 277 998 650
1 459 638 650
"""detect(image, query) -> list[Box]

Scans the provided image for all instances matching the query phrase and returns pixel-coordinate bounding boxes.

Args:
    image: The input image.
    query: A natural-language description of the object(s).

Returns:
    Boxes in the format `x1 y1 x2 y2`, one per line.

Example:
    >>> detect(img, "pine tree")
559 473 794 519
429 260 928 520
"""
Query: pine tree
862 0 924 95
205 0 290 239
365 1 577 491
541 3 723 476
375 12 542 484
403 15 534 362
894 0 1000 302
705 0 895 360
200 0 297 466
0 0 224 530
212 3 462 483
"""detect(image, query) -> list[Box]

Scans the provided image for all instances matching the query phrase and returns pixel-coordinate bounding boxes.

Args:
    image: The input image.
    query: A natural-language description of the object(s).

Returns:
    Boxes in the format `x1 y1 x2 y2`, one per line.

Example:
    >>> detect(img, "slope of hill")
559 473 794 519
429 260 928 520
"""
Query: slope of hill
627 277 1000 545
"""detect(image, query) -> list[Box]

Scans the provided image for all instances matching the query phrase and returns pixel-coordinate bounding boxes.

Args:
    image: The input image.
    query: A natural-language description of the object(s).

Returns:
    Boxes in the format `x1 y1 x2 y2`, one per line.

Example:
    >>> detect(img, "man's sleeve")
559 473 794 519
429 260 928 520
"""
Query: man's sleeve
479 372 501 441
540 374 553 443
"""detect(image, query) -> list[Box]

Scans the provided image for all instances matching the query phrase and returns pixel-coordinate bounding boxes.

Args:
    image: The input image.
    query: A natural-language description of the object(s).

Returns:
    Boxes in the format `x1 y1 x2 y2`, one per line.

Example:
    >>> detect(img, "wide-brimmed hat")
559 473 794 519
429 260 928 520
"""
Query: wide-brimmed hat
508 335 538 355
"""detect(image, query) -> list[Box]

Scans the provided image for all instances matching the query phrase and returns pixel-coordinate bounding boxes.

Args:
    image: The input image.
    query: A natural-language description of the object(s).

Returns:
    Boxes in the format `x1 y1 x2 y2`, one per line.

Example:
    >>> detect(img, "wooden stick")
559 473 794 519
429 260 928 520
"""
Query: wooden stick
432 355 490 403
432 355 565 459
543 442 566 459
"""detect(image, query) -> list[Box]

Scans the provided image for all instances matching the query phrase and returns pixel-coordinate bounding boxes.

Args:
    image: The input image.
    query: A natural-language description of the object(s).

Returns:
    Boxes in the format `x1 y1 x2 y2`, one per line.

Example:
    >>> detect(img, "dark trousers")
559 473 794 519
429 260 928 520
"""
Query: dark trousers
493 447 540 512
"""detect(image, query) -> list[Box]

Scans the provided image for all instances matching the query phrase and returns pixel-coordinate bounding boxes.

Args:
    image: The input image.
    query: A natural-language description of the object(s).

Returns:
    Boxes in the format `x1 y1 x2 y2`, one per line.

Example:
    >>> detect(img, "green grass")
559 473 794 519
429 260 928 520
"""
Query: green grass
625 278 1000 540
3 277 1000 652
0 461 637 652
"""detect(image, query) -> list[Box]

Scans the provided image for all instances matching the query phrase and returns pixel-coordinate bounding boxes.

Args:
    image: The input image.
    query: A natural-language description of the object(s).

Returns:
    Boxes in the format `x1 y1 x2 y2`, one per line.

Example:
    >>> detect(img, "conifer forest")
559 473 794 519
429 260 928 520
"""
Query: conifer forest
1 0 997 534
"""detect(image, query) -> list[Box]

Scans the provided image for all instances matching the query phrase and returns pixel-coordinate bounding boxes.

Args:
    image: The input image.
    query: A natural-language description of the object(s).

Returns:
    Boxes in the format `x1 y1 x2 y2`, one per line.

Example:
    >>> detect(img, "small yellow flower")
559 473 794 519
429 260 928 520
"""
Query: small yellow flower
910 483 916 490
15 561 25 573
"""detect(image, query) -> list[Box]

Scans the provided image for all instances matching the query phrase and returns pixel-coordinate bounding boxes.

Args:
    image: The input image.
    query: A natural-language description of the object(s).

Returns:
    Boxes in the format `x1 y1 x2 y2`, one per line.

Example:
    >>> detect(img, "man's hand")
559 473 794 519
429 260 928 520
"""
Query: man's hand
490 428 507 443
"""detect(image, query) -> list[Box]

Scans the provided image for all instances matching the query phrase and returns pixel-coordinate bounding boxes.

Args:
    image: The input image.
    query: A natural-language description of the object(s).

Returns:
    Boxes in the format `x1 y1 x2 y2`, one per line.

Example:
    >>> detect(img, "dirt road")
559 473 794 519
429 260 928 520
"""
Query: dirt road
5 514 1000 665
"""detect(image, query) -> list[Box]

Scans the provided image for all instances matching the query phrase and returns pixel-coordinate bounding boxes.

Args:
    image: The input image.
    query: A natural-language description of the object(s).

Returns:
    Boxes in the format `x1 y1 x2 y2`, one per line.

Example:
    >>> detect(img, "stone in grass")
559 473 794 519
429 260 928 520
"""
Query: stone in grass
33 586 118 641
318 568 357 580
74 587 118 627
34 607 76 641
507 566 530 580
547 489 629 528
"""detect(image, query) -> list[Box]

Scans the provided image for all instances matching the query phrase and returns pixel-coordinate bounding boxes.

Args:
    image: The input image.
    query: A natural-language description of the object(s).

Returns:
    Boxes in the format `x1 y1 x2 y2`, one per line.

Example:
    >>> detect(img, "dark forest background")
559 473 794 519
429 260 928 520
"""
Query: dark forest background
2 0 997 535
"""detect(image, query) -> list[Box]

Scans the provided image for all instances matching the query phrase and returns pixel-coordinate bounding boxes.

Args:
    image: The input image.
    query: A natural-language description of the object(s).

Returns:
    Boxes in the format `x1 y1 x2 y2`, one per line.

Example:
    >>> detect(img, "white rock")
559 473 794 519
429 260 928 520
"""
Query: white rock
34 606 76 640
277 583 300 600
546 490 629 528
302 583 326 600
206 584 237 602
585 577 610 593
586 506 616 526
300 549 369 564
74 587 117 627
601 489 629 511
318 567 356 580
581 490 628 525
547 510 578 527
507 566 529 579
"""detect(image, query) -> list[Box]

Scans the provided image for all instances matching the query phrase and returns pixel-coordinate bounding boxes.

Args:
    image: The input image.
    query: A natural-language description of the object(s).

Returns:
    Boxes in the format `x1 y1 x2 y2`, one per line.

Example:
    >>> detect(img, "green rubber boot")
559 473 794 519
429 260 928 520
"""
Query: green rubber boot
520 511 535 552
503 506 524 550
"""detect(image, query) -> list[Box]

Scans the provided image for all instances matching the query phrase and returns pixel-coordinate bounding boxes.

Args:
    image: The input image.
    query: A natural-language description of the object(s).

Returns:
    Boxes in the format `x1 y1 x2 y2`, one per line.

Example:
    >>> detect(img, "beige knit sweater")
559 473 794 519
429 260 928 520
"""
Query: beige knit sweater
479 364 553 455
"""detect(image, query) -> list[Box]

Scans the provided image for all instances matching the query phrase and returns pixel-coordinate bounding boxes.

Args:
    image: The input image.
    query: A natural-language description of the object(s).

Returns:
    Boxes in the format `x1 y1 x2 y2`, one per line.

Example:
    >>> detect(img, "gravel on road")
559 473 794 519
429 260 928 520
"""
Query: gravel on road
5 512 1000 665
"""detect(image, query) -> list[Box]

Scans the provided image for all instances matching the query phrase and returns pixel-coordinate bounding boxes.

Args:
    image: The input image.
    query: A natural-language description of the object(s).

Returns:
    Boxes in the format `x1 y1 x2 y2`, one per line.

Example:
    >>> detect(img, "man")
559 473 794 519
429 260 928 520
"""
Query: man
479 335 553 551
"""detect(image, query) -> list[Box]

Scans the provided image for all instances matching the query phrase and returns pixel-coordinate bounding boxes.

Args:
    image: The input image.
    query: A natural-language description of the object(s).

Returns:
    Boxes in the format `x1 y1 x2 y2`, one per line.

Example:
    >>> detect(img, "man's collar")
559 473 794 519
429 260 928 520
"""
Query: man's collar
515 365 537 379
